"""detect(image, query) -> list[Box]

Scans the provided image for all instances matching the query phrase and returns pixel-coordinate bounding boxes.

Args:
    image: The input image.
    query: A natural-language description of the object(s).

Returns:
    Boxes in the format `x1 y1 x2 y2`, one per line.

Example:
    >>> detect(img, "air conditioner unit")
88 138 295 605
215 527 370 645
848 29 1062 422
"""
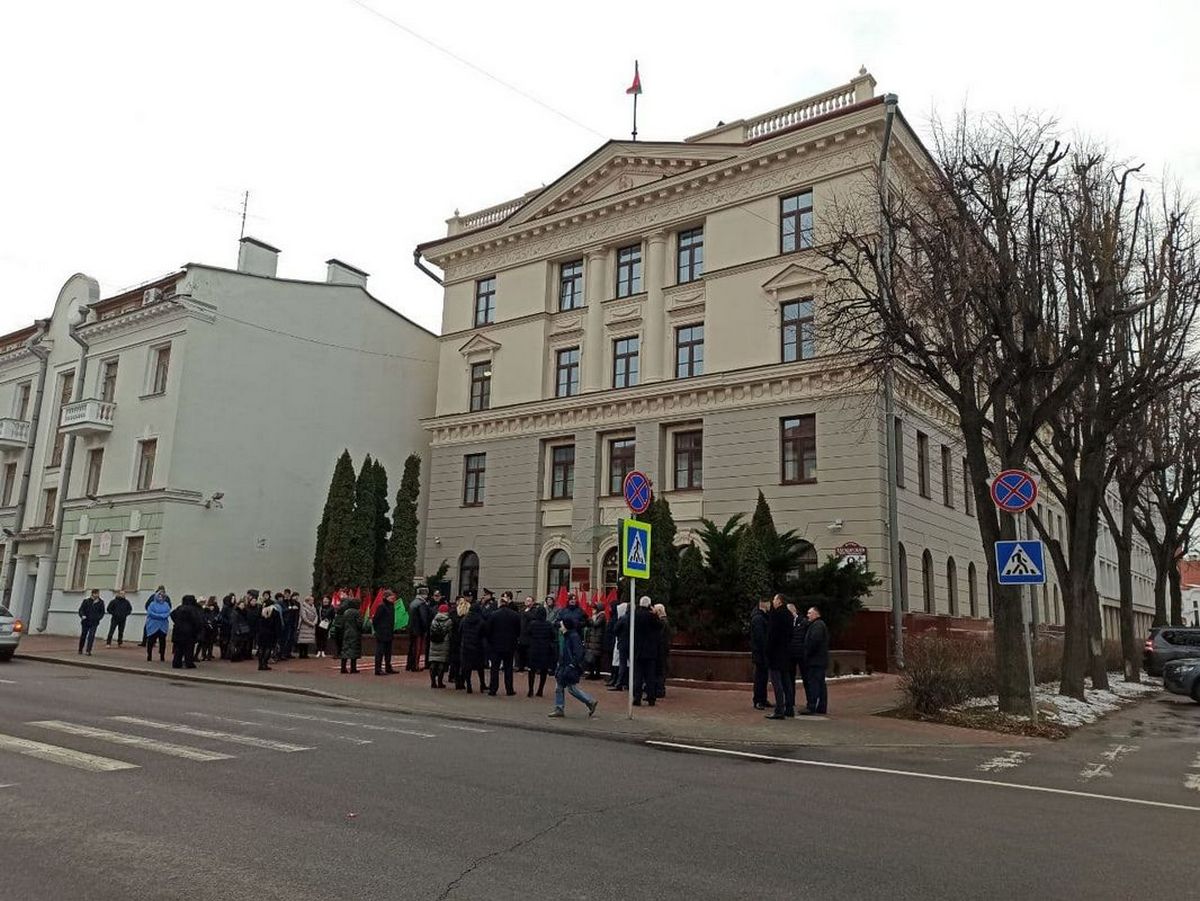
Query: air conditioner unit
143 288 162 306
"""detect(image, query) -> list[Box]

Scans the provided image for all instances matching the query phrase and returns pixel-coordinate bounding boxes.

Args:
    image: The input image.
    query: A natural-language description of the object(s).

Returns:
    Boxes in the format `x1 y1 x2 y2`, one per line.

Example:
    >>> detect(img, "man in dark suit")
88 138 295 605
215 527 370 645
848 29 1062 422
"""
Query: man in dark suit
749 597 770 710
484 593 522 696
801 604 831 715
765 594 795 720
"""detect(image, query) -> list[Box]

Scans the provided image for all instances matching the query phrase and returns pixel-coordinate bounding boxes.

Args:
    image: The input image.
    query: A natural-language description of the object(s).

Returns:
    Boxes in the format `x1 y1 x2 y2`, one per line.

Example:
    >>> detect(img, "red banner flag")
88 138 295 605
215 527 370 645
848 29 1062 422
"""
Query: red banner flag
555 585 569 609
578 588 592 616
626 60 642 95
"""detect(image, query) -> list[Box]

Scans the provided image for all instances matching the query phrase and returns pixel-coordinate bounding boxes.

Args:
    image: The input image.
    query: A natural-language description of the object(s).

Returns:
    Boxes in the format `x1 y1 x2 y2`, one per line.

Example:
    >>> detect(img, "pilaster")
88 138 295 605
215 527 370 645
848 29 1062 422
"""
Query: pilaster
642 233 668 382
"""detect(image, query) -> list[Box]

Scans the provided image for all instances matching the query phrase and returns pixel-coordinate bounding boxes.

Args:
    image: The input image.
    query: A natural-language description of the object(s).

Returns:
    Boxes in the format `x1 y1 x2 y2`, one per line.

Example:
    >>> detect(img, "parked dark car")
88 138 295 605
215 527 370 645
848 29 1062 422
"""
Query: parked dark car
1162 658 1200 703
0 604 24 662
1143 627 1200 676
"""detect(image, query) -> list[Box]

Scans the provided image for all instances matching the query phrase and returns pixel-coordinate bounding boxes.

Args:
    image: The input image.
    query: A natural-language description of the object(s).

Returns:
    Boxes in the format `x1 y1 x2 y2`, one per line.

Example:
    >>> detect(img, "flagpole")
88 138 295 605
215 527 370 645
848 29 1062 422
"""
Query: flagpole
632 90 638 142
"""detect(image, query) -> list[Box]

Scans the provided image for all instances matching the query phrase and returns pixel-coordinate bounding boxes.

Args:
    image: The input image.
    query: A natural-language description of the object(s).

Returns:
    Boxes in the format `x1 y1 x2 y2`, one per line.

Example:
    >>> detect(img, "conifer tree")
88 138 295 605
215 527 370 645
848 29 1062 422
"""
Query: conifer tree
371 458 391 589
346 454 377 590
316 450 358 597
384 454 422 598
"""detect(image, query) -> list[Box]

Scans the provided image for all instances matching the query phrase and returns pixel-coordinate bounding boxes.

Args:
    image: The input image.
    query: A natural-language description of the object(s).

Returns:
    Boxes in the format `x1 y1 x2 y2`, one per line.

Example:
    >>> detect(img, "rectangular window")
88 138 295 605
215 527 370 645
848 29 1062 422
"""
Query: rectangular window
473 276 496 327
781 299 815 362
50 370 74 468
42 488 57 527
1 462 16 506
463 453 486 506
136 439 157 491
917 431 930 498
550 445 575 499
99 359 119 403
14 382 31 420
675 324 704 379
894 419 905 488
941 445 953 507
677 227 704 284
555 347 580 398
70 539 91 591
559 260 584 311
612 336 640 389
121 536 144 592
150 346 170 395
608 438 635 495
616 244 643 298
674 430 703 490
781 415 817 484
780 190 814 253
469 361 491 412
963 457 974 516
84 448 104 497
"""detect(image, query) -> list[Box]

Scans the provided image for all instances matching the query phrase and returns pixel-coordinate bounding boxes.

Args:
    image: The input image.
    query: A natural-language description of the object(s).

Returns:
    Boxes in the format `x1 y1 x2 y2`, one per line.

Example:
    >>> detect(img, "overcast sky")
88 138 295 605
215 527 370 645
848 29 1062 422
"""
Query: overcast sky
3 0 1197 338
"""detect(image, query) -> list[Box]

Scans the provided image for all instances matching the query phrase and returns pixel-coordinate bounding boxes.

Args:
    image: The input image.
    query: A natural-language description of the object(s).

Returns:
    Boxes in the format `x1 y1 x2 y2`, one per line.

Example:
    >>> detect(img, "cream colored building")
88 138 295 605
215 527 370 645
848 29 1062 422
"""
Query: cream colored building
0 237 437 635
413 71 1154 654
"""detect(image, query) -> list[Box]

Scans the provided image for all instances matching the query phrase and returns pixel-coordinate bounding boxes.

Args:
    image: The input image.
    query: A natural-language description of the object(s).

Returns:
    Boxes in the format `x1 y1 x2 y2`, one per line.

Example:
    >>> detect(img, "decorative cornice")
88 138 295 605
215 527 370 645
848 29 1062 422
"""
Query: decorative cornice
433 121 880 284
458 333 501 357
62 488 205 511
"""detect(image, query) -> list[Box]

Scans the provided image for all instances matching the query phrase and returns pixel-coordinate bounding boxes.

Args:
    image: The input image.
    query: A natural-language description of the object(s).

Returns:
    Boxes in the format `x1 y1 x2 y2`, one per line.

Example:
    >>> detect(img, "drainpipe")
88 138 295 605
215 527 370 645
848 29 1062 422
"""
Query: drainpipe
878 94 903 669
1 320 50 609
35 310 91 631
413 249 444 287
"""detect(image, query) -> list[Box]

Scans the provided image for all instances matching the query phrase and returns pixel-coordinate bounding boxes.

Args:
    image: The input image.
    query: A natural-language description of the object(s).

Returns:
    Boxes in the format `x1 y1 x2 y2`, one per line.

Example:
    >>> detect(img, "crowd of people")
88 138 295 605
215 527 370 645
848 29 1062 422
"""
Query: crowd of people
749 594 831 718
76 585 678 718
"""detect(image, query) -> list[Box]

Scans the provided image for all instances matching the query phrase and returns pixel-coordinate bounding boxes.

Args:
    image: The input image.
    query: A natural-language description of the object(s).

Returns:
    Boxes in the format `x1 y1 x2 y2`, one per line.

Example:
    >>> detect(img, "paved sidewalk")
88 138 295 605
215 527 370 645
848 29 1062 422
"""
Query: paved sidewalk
14 635 1037 749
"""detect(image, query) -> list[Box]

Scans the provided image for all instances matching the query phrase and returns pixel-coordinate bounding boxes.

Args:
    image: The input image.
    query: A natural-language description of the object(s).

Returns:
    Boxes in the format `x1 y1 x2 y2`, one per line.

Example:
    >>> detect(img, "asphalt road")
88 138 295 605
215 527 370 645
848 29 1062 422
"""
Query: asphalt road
0 659 1195 900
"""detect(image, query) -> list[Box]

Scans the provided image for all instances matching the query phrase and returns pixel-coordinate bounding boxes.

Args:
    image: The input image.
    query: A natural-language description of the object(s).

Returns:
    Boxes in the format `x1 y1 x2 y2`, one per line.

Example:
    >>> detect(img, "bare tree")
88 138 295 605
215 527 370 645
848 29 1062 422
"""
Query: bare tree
819 114 1095 713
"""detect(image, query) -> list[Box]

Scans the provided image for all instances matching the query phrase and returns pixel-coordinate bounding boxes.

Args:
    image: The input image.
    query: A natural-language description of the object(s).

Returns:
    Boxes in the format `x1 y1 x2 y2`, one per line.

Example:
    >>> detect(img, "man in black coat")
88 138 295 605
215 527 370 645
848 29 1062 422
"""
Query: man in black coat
801 605 831 715
105 590 132 647
516 595 536 672
373 594 398 675
169 595 205 669
788 602 809 708
749 597 770 710
632 597 662 707
77 589 106 656
406 590 431 671
484 594 522 696
765 594 795 719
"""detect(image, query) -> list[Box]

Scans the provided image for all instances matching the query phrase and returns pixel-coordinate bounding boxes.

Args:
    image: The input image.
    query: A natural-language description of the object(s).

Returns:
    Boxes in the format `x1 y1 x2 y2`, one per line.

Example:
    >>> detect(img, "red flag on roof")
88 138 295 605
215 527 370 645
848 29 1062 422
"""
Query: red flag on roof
626 61 642 96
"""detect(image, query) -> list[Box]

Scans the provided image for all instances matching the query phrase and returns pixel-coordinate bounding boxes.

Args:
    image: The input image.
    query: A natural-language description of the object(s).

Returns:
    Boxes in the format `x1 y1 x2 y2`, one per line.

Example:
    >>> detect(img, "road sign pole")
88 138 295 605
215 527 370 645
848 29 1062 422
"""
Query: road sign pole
1018 514 1037 723
628 576 636 720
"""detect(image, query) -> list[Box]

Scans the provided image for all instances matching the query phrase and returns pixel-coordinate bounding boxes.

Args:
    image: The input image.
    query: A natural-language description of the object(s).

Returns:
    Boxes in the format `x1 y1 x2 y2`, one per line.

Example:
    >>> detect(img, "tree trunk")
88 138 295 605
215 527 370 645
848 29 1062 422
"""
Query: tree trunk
993 582 1031 713
1169 563 1184 626
1060 574 1089 700
1115 526 1140 682
1086 581 1109 690
1151 551 1169 626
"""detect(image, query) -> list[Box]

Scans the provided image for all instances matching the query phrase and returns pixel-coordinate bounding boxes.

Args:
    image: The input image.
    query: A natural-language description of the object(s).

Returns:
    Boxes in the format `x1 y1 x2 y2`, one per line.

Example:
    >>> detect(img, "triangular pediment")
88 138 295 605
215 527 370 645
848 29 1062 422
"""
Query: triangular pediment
507 141 740 226
458 333 501 357
762 263 825 297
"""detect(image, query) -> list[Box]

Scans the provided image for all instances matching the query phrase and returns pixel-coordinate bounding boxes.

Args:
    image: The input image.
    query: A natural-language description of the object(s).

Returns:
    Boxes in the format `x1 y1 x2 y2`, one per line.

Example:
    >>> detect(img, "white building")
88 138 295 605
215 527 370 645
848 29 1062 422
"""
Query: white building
0 237 438 635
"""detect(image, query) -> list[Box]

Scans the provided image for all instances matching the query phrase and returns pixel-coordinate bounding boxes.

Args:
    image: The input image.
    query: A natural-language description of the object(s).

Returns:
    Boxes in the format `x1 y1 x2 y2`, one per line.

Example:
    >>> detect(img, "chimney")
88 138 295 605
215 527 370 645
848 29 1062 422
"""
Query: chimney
325 258 369 288
237 236 280 278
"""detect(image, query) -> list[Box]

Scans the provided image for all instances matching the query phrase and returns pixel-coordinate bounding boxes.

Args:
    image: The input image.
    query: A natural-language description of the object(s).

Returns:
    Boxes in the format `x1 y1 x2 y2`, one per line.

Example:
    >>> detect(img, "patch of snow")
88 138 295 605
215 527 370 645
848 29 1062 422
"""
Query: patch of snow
953 673 1161 730
977 750 1031 772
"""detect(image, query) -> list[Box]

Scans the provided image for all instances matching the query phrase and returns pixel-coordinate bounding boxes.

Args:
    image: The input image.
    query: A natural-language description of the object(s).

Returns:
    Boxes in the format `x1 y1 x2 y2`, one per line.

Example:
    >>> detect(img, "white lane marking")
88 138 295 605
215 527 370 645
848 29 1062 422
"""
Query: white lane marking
109 716 312 752
252 709 435 739
1100 743 1139 763
978 750 1031 772
0 678 18 685
0 732 139 772
1186 753 1200 793
1081 743 1140 780
647 741 1200 814
183 712 372 746
1080 763 1111 780
30 721 234 762
0 783 17 789
436 723 492 734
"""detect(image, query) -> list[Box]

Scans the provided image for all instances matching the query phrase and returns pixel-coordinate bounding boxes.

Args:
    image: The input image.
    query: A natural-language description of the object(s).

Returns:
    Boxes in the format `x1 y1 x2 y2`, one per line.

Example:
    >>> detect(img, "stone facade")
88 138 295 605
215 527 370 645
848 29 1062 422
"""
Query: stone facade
414 71 1154 639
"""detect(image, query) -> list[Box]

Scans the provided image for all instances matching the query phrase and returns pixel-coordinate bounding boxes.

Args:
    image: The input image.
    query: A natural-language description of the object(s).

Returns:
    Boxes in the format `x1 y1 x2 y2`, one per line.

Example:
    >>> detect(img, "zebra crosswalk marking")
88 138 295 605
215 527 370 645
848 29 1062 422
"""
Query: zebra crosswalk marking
0 732 139 772
109 716 312 752
253 709 435 739
31 721 234 762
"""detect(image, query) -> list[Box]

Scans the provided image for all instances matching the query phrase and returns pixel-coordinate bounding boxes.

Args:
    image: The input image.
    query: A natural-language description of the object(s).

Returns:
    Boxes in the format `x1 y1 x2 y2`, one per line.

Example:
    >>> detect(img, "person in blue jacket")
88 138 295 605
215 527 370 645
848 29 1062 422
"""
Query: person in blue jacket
144 593 172 662
548 616 598 718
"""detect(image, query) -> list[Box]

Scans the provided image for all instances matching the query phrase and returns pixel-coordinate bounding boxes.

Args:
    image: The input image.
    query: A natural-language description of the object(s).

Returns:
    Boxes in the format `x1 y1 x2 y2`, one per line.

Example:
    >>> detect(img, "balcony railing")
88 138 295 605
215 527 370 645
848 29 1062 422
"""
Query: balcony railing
0 417 30 447
60 398 116 435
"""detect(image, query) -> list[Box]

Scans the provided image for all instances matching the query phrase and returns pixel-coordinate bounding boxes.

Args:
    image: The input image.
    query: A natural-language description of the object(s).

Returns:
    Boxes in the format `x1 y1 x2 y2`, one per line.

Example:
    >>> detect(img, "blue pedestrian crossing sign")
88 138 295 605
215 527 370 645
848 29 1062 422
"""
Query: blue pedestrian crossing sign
621 519 652 579
995 540 1046 586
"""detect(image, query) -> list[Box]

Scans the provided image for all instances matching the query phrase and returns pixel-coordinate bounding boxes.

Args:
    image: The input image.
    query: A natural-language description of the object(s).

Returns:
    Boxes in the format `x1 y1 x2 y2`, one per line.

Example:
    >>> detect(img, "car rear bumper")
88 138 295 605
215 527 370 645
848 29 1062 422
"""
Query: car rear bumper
1163 668 1198 696
0 634 21 650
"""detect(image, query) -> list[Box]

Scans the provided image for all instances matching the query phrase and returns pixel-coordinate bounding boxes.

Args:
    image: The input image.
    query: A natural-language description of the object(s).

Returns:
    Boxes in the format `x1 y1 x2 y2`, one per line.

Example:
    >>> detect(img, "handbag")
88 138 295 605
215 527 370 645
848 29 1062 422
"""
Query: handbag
318 618 331 631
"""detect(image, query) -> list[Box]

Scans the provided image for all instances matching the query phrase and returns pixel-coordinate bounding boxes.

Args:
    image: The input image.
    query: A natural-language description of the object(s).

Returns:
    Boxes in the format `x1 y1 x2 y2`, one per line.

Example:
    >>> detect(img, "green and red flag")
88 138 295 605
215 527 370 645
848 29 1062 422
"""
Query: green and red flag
626 61 642 95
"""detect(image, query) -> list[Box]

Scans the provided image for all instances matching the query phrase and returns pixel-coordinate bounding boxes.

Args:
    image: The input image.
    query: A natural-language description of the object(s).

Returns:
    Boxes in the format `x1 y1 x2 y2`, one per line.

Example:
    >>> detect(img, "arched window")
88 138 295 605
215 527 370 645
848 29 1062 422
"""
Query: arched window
897 542 909 613
458 551 479 599
921 550 935 614
602 546 620 596
547 549 571 596
797 540 819 575
968 562 979 617
946 557 958 616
